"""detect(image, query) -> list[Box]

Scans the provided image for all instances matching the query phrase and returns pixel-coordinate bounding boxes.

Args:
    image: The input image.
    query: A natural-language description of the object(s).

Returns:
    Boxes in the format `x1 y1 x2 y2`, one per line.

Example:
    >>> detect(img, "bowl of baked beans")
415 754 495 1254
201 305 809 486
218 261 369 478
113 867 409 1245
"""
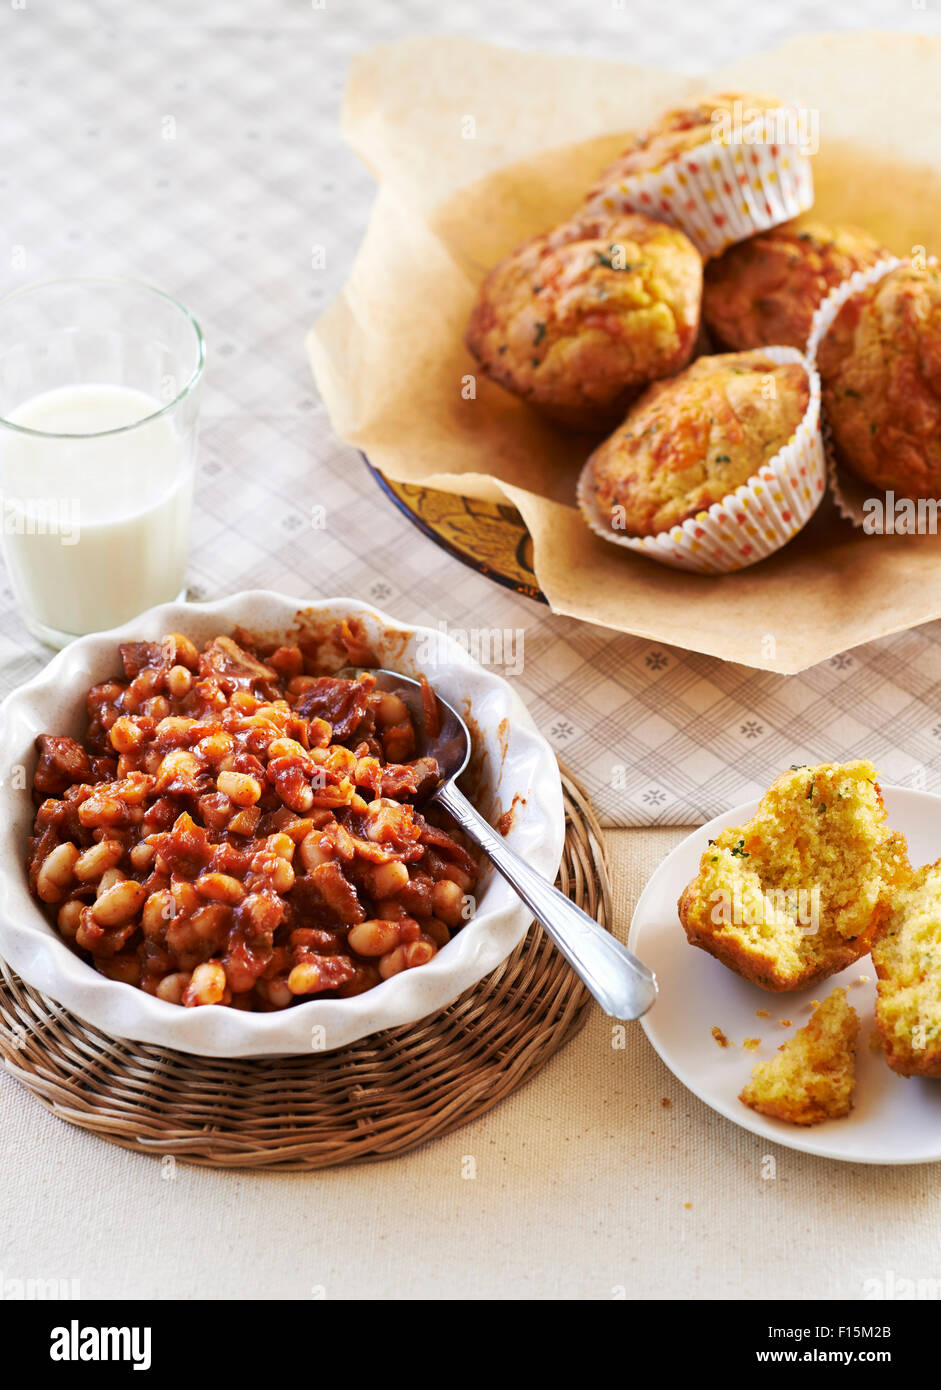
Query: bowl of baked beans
0 591 564 1055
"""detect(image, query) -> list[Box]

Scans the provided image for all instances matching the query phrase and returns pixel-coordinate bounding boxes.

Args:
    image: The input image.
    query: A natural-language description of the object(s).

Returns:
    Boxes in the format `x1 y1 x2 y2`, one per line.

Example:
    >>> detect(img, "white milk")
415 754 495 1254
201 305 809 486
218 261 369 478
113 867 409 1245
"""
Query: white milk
0 383 194 639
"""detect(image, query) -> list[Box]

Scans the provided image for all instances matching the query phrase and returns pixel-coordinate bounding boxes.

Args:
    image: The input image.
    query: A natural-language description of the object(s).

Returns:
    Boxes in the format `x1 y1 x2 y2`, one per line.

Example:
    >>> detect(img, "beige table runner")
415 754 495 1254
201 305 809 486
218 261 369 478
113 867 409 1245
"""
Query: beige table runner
2 827 937 1301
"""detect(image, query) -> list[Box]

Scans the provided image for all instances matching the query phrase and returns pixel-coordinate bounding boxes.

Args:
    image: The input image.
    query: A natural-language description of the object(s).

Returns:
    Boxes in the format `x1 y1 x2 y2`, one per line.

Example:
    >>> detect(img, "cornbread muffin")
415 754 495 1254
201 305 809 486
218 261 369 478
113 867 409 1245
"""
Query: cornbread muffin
678 761 910 992
581 350 809 537
703 221 888 351
872 861 941 1077
464 212 702 429
816 264 941 496
586 91 784 193
740 988 859 1125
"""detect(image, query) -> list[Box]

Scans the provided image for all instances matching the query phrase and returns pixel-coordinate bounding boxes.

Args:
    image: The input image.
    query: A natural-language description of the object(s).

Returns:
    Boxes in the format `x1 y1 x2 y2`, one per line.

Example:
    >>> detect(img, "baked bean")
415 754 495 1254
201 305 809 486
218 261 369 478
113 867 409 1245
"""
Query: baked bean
182 961 226 1006
378 938 436 979
166 632 199 670
155 715 198 743
36 841 80 903
441 863 474 892
117 773 153 806
375 692 409 728
142 695 171 720
378 945 408 979
129 839 156 871
166 664 193 698
287 961 324 994
217 770 262 806
382 723 415 763
282 781 315 814
261 978 293 1009
433 878 467 927
97 867 126 897
424 917 451 948
109 716 144 753
298 830 331 872
195 872 245 904
142 889 175 935
74 839 124 883
366 859 409 899
348 919 400 957
406 940 436 968
267 737 309 762
196 731 234 764
57 899 84 939
156 971 191 1004
190 903 231 942
92 879 146 928
156 749 201 788
253 855 294 895
266 832 295 861
78 793 126 828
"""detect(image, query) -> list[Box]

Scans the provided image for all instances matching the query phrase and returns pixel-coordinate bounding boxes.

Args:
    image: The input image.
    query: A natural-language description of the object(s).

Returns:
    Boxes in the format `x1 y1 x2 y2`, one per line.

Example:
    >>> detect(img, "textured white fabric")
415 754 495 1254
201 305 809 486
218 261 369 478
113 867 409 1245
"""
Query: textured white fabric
2 0 941 1302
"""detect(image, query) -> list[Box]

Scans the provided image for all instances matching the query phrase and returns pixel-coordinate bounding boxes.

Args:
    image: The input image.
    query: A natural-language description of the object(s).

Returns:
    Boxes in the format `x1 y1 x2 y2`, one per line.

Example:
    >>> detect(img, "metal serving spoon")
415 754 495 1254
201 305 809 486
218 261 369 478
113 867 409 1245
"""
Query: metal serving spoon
341 667 658 1021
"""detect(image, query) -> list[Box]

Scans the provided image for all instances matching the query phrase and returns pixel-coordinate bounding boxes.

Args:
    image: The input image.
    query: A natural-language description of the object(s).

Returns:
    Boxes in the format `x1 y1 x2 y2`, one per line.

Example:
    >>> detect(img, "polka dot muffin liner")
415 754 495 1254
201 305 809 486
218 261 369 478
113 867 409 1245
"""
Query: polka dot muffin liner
576 345 825 575
805 256 905 530
585 106 814 259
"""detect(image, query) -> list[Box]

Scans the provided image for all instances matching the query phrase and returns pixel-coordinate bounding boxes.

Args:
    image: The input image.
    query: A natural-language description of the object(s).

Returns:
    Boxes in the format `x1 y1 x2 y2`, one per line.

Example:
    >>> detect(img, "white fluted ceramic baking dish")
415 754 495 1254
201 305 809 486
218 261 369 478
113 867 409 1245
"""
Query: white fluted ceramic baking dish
0 591 565 1057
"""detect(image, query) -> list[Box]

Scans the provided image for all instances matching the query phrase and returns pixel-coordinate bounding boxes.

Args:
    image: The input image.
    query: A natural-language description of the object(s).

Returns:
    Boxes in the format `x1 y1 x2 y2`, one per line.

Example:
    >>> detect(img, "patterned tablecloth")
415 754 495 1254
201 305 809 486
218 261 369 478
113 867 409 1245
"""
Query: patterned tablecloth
2 0 940 828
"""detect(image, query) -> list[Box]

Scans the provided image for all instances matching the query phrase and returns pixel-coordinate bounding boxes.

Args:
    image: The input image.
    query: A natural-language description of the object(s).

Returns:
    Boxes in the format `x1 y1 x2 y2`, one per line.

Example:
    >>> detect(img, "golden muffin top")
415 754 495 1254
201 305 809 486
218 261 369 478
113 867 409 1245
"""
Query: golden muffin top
465 211 702 430
587 90 785 190
583 350 810 536
816 263 941 496
703 220 889 352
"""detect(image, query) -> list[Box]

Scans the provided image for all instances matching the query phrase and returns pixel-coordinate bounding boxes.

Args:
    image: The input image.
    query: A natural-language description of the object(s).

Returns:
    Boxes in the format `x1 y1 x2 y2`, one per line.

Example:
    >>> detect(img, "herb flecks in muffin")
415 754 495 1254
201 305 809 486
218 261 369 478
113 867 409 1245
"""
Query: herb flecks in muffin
465 211 702 430
581 350 810 537
817 264 941 497
678 761 910 992
702 220 888 352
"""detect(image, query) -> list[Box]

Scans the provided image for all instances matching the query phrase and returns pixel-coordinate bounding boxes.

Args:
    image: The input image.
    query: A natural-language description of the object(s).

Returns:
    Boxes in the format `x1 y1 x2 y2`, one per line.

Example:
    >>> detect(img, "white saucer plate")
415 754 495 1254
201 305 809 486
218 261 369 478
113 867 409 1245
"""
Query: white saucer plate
629 786 941 1164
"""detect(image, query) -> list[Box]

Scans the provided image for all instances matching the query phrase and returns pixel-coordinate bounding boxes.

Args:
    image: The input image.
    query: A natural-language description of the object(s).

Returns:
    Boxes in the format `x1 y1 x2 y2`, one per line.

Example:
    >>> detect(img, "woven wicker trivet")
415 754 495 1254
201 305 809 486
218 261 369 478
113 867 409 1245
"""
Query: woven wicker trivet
0 766 609 1170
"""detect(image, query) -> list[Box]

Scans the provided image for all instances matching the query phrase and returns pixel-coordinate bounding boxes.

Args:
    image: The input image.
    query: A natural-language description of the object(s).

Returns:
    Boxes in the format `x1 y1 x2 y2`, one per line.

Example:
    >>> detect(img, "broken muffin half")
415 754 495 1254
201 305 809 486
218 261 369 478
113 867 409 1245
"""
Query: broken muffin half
678 761 909 991
740 987 859 1125
872 860 941 1077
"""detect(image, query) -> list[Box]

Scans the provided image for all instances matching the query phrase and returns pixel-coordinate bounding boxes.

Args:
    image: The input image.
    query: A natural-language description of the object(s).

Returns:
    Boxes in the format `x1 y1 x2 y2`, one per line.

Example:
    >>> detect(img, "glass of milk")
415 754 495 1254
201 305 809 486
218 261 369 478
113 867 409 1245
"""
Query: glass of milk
0 277 205 647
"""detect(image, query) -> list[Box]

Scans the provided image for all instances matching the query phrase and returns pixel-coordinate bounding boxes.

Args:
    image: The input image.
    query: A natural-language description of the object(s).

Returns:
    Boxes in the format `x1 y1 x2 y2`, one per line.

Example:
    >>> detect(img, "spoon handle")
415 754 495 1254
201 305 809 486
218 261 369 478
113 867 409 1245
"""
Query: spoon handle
434 780 658 1021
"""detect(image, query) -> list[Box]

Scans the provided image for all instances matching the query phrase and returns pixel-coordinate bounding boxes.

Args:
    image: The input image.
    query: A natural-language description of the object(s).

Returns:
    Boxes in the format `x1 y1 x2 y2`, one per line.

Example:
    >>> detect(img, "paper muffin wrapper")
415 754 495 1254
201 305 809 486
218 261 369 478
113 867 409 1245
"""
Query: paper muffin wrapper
576 345 825 575
805 256 906 530
586 108 814 259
